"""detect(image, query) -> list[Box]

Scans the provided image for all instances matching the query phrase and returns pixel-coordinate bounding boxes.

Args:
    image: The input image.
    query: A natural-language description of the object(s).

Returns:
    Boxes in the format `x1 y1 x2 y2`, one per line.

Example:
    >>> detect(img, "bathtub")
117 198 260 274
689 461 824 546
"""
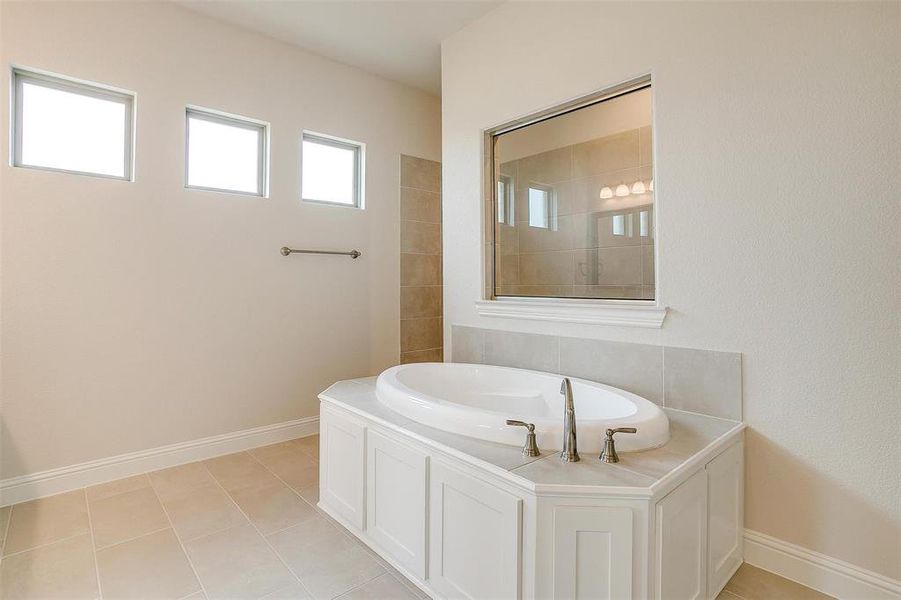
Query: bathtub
375 362 669 454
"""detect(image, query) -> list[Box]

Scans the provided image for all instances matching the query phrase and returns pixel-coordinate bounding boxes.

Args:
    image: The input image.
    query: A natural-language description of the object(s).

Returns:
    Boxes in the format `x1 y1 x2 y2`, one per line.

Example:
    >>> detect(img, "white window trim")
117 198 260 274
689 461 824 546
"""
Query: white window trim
475 297 667 328
301 130 365 209
185 105 269 197
11 66 136 181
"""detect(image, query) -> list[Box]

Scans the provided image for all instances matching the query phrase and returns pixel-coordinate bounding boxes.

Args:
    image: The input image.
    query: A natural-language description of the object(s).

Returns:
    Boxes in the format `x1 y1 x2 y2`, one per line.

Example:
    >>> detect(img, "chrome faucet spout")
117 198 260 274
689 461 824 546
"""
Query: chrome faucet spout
559 377 580 462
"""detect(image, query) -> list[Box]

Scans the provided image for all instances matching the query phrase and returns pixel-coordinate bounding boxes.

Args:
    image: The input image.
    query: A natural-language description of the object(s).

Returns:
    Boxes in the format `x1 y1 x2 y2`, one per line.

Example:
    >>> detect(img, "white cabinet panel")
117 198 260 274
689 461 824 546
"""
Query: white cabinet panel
366 429 428 579
655 469 708 600
707 442 743 597
553 506 633 600
429 460 522 600
320 405 366 531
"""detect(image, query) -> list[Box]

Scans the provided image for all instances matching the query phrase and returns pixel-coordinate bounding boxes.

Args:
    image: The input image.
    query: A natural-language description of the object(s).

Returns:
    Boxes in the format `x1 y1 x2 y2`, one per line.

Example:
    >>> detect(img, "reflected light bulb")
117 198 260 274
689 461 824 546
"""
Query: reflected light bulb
599 186 614 199
648 179 654 192
631 180 646 194
615 183 630 197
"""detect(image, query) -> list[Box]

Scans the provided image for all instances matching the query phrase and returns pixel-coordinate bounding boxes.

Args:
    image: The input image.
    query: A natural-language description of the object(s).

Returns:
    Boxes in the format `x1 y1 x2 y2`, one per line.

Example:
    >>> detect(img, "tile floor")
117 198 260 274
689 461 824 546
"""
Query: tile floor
0 435 833 600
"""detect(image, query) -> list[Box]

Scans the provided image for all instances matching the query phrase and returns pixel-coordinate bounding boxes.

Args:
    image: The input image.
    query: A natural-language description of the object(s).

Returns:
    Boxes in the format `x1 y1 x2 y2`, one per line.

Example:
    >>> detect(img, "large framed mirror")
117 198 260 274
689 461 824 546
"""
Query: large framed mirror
487 76 654 301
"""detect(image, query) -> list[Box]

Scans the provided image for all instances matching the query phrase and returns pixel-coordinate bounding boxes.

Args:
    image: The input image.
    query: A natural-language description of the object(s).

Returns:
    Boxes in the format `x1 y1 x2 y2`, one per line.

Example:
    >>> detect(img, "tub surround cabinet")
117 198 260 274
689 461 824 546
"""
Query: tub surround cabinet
319 378 744 599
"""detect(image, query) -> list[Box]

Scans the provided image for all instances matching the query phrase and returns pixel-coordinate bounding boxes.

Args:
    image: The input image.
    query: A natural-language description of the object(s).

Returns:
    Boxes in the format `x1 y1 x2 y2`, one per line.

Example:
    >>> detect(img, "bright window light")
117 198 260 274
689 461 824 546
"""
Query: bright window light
13 69 133 179
302 132 363 207
528 186 551 228
186 108 267 196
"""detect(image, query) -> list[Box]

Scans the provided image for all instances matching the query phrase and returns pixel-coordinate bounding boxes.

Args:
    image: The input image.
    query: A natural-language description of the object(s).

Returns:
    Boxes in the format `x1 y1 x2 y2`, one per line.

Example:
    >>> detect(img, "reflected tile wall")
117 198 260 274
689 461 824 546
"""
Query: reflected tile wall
495 127 654 300
400 156 442 364
450 325 741 419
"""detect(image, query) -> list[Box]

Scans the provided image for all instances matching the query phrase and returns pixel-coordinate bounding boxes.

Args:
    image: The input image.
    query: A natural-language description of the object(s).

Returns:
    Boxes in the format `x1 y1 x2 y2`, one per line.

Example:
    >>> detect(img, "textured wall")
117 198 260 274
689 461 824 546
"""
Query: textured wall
0 1 441 479
441 1 900 579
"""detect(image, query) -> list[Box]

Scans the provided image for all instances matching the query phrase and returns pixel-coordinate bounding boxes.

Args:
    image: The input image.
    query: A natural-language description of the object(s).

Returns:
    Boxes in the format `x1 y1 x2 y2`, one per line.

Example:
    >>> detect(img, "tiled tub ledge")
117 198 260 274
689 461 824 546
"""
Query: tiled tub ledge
317 376 745 599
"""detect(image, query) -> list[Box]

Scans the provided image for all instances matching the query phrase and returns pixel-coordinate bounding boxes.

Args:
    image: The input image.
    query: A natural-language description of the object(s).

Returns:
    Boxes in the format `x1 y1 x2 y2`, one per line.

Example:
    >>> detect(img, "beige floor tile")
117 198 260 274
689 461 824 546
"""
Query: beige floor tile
295 484 319 505
228 481 318 535
261 453 319 491
336 573 419 600
151 462 217 502
96 528 200 599
181 593 207 600
293 436 320 459
268 515 384 600
0 533 99 599
205 452 280 493
3 490 89 555
260 581 312 599
86 474 151 503
162 482 247 541
0 505 10 553
717 590 743 599
89 486 170 549
184 523 295 600
251 440 318 465
725 564 835 599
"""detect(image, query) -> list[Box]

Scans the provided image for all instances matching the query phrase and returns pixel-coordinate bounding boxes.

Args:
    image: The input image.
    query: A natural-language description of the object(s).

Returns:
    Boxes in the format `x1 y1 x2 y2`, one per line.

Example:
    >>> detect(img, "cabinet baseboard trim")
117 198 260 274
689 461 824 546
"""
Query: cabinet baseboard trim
744 529 900 600
0 416 319 506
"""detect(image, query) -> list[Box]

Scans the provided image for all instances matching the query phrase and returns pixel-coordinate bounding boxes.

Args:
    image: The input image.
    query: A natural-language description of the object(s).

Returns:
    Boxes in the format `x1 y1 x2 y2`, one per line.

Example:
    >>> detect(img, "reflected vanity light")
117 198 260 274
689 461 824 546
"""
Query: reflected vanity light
600 180 654 199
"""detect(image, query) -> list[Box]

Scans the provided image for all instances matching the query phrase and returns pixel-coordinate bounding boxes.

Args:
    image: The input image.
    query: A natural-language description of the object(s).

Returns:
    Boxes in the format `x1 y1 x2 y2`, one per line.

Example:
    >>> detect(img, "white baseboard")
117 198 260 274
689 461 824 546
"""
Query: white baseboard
0 416 320 507
744 529 901 600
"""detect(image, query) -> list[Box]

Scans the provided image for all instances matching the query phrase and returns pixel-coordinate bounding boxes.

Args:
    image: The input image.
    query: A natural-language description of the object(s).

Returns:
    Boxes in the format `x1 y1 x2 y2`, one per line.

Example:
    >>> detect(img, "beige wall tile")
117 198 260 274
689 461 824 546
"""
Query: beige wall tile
401 220 441 254
228 481 318 535
96 528 199 599
400 286 442 319
597 246 642 285
664 346 742 420
400 187 441 223
639 126 653 166
400 253 441 286
4 490 89 555
641 244 655 285
161 483 247 541
400 317 442 352
400 348 443 364
89 486 169 549
204 452 279 493
516 146 572 184
186 523 295 600
497 254 520 285
508 284 575 297
267 516 384 600
0 534 98 599
518 216 573 253
484 329 558 372
400 155 440 192
519 251 574 285
572 129 640 178
559 337 663 404
86 474 152 503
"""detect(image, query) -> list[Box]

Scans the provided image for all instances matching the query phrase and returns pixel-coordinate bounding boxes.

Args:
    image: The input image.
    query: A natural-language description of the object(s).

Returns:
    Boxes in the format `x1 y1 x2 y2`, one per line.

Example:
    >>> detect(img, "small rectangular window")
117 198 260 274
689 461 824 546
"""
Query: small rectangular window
186 107 268 196
302 132 364 208
12 68 134 180
528 184 555 229
497 174 514 223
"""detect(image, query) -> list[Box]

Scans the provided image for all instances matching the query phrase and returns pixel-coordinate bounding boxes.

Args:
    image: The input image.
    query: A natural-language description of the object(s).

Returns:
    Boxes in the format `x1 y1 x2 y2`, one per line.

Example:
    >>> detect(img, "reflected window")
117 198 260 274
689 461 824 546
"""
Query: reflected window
528 184 554 229
497 174 514 223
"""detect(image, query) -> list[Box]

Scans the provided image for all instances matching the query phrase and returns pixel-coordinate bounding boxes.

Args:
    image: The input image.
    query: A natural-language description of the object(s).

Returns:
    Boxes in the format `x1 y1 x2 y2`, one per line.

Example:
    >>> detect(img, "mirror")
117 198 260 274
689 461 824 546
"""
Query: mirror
491 82 654 300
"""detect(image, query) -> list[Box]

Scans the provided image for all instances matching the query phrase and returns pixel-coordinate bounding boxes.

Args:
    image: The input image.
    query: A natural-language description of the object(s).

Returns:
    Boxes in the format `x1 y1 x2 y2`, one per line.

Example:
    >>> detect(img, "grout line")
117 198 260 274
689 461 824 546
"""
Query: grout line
83 488 105 599
200 460 315 598
148 476 212 600
399 185 440 195
92 526 172 553
1 502 12 556
0 530 91 559
332 571 391 599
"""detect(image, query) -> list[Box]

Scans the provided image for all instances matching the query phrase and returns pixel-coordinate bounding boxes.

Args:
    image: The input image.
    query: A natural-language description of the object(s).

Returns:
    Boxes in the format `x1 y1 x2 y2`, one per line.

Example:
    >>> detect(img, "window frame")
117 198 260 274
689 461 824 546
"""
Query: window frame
184 105 269 197
11 66 136 181
301 130 365 209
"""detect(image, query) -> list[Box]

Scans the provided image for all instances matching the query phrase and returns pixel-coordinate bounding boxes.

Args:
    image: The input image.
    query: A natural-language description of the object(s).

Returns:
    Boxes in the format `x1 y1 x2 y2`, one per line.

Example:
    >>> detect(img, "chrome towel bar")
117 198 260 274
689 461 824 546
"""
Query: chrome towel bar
280 246 361 259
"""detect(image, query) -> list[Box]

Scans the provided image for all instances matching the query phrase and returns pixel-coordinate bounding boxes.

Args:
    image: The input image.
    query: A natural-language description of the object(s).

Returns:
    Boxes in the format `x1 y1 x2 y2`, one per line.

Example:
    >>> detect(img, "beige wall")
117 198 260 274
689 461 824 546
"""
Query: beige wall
442 1 900 579
0 1 440 479
400 156 443 363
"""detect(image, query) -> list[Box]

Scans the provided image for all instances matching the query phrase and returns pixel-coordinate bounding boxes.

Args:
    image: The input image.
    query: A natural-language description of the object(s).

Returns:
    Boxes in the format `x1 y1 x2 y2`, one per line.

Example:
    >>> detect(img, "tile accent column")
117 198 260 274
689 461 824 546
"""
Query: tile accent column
400 155 442 363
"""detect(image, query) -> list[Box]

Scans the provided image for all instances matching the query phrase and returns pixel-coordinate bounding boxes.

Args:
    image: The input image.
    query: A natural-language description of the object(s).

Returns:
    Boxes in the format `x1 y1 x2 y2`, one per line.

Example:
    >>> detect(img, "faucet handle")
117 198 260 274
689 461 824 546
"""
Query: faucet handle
599 427 637 463
506 420 540 457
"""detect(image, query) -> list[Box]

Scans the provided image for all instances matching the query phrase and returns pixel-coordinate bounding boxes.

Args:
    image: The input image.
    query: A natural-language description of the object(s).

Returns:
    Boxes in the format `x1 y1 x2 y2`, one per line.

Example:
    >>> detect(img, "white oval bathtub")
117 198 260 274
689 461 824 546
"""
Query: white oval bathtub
376 363 669 454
